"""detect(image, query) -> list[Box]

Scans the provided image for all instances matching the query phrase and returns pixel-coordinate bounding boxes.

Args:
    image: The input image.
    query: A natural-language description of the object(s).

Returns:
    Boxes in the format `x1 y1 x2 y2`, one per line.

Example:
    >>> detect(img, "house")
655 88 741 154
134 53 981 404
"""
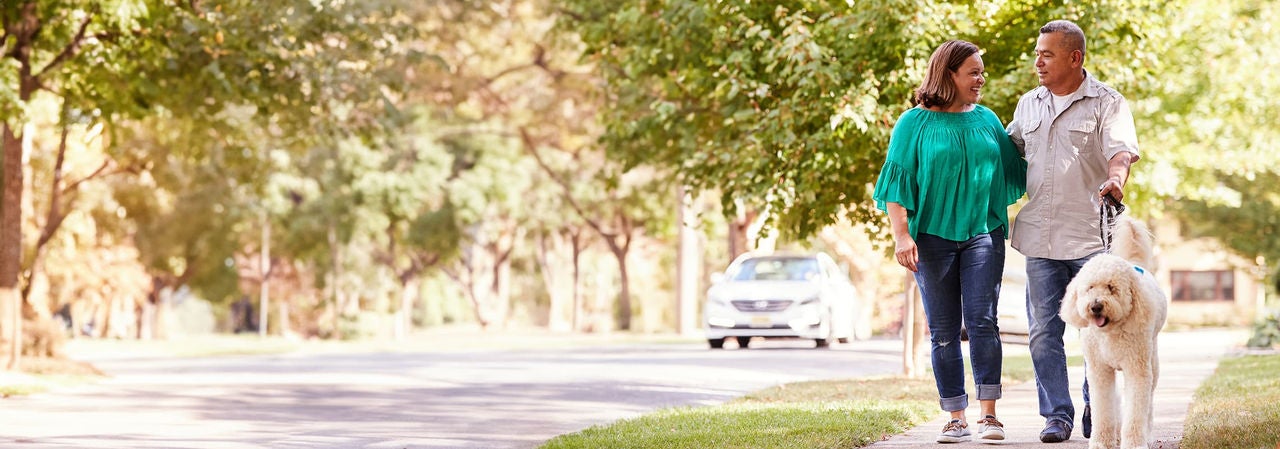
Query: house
1153 220 1266 327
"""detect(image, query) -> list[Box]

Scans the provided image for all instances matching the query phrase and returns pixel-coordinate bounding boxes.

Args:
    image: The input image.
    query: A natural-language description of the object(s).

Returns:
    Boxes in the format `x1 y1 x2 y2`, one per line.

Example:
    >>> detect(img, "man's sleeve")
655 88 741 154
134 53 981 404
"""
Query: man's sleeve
1101 95 1140 162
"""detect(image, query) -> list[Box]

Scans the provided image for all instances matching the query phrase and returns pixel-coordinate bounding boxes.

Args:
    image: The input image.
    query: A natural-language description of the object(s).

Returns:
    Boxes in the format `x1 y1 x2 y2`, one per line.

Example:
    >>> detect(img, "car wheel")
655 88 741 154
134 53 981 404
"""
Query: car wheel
708 338 725 349
814 338 830 348
837 337 850 344
735 336 751 348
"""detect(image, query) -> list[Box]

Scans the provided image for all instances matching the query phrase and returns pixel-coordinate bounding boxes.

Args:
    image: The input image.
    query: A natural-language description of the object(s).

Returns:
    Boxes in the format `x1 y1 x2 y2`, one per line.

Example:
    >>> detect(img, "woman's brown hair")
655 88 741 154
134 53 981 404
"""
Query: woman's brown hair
914 40 980 108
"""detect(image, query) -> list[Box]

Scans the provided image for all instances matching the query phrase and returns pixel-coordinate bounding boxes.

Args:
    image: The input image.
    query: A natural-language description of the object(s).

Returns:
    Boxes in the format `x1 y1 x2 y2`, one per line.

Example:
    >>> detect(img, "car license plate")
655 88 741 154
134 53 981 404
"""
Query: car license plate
749 316 772 328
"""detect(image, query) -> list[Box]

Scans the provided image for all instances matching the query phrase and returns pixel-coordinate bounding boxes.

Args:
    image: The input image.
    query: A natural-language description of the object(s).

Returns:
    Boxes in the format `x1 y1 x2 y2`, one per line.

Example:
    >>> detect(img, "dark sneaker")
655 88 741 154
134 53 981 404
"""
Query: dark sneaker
976 415 1005 441
1039 419 1072 443
1082 404 1092 438
937 419 971 443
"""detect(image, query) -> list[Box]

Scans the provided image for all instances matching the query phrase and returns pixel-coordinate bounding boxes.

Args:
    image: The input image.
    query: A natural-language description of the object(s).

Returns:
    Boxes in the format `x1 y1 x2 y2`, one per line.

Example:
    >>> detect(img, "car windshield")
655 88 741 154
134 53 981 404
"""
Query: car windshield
731 257 819 282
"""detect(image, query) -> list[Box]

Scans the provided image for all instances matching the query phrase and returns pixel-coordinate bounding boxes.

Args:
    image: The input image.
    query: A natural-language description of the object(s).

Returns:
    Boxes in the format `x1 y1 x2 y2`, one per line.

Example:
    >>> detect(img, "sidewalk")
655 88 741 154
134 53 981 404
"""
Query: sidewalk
868 329 1247 449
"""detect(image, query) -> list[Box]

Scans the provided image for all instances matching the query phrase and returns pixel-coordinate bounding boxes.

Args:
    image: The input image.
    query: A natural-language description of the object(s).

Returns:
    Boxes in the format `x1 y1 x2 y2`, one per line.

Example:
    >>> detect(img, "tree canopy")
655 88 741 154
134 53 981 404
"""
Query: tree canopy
559 0 1170 239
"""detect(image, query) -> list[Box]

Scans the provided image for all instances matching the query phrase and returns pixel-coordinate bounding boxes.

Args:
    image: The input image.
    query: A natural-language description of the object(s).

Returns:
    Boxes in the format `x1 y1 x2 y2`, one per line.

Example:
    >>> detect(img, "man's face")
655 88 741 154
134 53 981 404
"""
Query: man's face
951 53 986 106
1034 32 1080 92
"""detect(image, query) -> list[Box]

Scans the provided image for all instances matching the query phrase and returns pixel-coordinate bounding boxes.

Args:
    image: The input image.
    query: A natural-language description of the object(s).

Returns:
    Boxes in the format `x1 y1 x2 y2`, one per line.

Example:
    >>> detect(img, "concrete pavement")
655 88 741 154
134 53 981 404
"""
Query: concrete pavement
868 329 1248 449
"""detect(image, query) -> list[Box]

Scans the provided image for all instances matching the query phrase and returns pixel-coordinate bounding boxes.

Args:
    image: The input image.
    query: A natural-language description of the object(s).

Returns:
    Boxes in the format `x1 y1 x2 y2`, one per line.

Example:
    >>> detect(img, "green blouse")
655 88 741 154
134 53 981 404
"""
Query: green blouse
872 105 1027 241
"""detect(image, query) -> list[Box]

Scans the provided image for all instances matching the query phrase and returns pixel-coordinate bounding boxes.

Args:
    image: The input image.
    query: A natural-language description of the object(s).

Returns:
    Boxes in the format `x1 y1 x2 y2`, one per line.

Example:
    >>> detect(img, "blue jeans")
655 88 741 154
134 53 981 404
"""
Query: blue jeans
1025 255 1097 426
914 229 1005 412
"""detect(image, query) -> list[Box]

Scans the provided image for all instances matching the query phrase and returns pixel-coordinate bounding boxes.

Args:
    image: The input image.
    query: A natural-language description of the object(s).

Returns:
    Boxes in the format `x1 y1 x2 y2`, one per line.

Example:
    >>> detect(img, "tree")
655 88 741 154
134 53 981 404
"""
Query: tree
2 0 157 368
559 0 1170 240
2 0 418 365
410 0 680 331
1143 0 1280 289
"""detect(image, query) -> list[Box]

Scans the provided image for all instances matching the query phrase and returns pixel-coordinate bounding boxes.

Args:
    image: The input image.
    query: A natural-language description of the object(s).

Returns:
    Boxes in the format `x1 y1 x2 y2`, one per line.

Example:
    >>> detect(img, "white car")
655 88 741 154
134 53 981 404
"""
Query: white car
704 251 861 349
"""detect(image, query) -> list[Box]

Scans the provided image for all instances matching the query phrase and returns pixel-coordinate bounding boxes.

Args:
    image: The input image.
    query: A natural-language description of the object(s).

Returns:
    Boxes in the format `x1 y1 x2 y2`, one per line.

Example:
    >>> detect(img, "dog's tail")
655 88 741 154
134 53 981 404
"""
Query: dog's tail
1110 215 1158 271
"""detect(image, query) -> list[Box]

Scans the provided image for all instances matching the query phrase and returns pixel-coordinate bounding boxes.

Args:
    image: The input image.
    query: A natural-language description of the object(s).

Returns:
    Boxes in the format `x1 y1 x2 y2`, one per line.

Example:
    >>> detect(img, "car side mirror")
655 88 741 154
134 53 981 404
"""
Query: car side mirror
710 272 726 284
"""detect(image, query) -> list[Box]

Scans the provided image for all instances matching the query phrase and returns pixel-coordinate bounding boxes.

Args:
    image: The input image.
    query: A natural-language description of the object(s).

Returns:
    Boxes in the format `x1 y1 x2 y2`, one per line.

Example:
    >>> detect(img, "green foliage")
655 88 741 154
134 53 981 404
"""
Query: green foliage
1147 0 1280 286
1246 309 1280 349
7 0 423 312
560 0 1172 239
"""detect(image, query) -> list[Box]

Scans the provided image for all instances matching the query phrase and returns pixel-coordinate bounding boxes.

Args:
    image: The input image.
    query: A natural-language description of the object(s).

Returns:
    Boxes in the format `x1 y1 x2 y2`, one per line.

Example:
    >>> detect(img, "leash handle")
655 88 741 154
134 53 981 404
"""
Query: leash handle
1099 193 1125 253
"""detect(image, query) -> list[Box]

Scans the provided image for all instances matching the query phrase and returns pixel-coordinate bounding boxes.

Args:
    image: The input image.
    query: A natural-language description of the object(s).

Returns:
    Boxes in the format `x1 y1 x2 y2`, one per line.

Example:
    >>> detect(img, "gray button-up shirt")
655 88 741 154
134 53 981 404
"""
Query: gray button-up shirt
1006 72 1140 260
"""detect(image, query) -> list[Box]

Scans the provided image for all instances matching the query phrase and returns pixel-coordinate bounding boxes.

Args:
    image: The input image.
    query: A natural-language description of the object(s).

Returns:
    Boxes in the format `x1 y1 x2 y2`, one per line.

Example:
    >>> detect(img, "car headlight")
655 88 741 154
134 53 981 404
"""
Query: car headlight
707 317 736 328
799 296 820 306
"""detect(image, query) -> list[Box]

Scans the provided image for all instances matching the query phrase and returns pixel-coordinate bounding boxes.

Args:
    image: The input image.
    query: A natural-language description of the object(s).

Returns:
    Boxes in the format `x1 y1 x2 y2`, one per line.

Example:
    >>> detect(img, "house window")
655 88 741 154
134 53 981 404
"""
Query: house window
1170 270 1234 302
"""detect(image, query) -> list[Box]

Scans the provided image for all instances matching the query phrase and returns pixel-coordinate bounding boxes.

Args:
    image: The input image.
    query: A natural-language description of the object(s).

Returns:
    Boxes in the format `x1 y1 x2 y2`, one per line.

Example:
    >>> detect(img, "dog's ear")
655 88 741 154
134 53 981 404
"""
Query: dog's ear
1060 281 1089 329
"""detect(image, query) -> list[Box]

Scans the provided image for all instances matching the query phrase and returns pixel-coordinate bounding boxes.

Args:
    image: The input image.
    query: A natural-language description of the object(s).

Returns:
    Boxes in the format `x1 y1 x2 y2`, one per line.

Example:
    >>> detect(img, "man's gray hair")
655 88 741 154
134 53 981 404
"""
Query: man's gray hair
1041 20 1087 56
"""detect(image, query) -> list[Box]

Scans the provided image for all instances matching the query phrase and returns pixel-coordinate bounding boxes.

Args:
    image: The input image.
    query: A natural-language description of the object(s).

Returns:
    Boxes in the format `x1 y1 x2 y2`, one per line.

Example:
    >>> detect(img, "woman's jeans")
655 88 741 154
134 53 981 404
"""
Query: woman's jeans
1026 255 1096 427
914 229 1005 412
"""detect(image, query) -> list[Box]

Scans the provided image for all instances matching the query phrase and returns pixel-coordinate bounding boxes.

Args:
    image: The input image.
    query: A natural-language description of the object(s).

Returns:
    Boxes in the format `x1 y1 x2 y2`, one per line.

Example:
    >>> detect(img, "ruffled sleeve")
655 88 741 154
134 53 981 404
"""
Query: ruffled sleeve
873 161 918 213
873 109 922 213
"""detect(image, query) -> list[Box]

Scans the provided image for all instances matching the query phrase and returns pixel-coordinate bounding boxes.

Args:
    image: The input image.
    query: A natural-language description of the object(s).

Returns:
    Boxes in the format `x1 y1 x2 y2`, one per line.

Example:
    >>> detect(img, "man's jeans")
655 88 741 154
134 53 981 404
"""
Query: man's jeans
914 229 1005 412
1026 255 1096 426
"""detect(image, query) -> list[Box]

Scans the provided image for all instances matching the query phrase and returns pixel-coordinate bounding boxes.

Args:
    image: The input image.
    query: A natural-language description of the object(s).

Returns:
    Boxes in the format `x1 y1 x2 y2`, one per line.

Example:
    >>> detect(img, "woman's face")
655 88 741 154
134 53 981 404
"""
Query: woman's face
950 53 986 106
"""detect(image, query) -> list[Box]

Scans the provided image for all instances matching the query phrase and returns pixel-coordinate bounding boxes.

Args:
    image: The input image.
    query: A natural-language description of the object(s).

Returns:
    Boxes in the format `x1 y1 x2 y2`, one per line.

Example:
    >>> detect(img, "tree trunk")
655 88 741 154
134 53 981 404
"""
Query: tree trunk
258 211 270 337
902 273 928 378
327 224 345 337
21 101 75 322
492 246 512 330
727 208 760 262
571 234 583 332
676 187 700 336
395 278 419 340
536 232 573 332
604 239 632 331
2 122 27 369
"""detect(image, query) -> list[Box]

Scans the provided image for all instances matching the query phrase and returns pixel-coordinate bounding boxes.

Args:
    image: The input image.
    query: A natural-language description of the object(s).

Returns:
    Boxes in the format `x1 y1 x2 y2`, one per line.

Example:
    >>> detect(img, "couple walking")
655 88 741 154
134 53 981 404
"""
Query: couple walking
872 19 1141 443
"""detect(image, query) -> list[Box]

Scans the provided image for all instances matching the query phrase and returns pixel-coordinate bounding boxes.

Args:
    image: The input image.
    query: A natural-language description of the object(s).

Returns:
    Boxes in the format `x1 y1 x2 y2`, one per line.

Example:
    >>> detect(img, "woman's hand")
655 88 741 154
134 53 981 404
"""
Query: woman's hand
885 202 918 272
894 234 919 273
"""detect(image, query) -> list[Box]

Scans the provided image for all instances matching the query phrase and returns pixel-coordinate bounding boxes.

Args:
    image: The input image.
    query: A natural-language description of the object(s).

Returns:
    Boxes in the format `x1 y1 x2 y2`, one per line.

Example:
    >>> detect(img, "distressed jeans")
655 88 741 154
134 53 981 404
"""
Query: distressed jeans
913 229 1005 412
1025 255 1097 426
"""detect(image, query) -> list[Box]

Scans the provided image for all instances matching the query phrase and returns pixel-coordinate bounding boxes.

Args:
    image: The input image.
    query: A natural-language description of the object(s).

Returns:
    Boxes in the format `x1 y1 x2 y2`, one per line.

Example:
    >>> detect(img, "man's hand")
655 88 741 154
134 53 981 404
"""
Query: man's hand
1102 152 1137 202
1099 176 1125 203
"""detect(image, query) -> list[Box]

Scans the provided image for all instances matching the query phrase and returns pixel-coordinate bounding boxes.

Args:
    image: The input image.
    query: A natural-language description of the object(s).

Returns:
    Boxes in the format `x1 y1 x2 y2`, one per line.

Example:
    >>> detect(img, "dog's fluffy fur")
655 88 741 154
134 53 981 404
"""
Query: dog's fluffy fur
1061 216 1168 449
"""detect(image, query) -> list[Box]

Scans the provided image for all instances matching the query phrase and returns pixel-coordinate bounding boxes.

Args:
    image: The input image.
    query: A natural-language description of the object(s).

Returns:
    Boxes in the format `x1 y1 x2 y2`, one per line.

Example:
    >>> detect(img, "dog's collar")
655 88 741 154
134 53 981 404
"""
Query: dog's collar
1134 266 1146 274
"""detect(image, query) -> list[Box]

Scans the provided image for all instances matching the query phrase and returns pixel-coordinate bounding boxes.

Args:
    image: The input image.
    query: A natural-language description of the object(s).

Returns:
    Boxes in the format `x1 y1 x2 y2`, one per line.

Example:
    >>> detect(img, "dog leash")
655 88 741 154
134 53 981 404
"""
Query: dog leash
1099 193 1125 253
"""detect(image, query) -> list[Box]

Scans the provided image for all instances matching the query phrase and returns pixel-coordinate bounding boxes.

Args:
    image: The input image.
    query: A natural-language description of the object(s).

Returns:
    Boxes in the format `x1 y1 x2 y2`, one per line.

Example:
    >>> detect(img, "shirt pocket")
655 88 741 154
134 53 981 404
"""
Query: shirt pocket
1068 118 1098 151
1022 118 1045 158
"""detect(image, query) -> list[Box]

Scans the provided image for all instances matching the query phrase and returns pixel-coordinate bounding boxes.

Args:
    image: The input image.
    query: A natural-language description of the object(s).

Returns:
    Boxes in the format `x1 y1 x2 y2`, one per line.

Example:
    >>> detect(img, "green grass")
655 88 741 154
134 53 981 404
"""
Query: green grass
540 380 937 449
539 352 1053 449
1182 353 1280 449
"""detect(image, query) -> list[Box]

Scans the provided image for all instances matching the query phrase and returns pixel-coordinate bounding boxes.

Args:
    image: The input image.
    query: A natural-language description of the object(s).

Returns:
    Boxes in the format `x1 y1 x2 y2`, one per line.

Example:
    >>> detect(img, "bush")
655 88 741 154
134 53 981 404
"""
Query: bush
1246 309 1280 349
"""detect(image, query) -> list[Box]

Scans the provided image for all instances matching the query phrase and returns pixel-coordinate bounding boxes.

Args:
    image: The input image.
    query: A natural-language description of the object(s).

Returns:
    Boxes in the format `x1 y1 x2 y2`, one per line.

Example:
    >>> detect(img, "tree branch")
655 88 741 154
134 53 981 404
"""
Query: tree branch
34 11 94 80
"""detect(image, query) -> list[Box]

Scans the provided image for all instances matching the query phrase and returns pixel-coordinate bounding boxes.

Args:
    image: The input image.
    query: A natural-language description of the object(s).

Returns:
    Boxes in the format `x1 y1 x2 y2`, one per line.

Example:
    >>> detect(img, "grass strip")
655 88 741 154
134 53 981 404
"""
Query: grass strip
538 351 1070 449
540 378 936 449
1181 353 1280 449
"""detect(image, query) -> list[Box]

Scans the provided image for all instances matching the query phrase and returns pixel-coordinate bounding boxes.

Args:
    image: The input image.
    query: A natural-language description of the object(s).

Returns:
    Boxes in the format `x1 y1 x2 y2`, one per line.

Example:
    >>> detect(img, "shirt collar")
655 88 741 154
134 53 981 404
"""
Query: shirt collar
1035 69 1100 101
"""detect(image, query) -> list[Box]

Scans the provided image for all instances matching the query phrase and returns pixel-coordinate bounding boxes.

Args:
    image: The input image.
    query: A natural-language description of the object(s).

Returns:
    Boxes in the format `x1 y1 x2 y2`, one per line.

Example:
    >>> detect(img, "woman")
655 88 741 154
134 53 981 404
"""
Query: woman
872 40 1027 443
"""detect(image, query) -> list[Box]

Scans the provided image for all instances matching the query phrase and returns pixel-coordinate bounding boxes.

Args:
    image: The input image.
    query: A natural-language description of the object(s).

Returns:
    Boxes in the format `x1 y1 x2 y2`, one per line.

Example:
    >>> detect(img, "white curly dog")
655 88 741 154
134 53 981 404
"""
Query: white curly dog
1061 215 1167 449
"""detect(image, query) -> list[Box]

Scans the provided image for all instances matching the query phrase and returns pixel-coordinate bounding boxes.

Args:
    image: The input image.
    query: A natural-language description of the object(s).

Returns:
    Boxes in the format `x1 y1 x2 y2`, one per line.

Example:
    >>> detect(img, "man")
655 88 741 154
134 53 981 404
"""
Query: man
1006 20 1140 443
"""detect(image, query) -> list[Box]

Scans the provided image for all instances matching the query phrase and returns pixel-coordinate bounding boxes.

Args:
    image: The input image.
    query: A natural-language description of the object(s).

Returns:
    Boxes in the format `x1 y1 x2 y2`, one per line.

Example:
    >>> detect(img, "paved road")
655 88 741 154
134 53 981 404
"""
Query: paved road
0 337 905 448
